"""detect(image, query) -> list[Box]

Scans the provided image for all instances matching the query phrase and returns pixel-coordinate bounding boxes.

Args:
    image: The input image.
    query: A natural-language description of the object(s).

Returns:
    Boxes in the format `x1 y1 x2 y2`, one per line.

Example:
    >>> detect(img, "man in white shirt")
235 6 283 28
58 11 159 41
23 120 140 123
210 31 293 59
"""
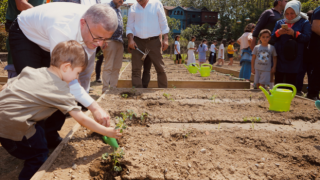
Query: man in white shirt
126 0 170 88
8 3 117 148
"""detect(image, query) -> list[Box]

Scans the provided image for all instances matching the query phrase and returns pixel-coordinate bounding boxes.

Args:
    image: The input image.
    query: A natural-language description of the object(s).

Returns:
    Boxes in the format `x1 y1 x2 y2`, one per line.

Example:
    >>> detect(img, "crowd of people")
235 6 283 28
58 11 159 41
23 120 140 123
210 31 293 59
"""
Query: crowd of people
0 0 320 179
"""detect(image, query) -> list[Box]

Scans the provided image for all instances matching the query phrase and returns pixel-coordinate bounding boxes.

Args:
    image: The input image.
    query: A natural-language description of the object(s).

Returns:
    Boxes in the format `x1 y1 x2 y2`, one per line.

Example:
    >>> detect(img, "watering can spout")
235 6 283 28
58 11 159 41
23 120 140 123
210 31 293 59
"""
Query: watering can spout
259 86 271 102
183 64 188 69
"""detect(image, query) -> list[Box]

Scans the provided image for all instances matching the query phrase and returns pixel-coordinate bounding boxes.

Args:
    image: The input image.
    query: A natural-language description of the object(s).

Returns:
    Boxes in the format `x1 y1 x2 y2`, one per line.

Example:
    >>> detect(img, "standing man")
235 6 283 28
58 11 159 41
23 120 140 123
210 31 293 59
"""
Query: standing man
8 3 117 148
307 6 320 100
126 0 170 88
102 0 125 92
250 0 288 88
4 0 46 78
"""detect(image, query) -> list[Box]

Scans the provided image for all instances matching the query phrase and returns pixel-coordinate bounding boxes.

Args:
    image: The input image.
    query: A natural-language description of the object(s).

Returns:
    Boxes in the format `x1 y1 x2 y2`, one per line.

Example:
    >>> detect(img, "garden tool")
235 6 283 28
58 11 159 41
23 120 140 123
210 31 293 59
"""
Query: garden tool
260 83 296 112
102 136 119 149
183 63 199 74
135 46 150 61
198 63 212 77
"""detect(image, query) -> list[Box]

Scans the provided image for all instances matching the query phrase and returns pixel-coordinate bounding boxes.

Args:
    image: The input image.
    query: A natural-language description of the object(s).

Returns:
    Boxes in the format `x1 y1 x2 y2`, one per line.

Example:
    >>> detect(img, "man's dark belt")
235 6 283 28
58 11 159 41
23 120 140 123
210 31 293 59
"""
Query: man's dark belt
134 36 158 41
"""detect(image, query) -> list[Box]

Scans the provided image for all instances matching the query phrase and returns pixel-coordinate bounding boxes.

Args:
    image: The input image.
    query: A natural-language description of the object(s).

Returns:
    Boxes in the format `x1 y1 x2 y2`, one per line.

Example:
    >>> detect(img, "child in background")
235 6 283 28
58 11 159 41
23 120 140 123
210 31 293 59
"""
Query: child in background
174 35 182 64
187 36 196 65
0 40 122 180
209 40 218 65
251 29 277 88
227 40 237 65
197 39 208 66
217 39 227 66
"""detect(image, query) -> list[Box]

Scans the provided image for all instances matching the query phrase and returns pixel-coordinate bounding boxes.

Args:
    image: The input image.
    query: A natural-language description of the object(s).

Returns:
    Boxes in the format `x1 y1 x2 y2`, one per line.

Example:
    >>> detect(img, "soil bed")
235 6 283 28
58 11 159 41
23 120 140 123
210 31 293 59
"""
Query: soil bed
42 88 320 180
121 60 243 81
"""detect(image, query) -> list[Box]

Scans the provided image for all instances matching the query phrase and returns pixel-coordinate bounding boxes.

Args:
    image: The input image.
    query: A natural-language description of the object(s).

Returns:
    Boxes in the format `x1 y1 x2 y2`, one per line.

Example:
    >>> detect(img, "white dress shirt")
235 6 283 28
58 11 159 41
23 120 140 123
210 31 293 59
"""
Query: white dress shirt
126 0 169 38
17 2 95 107
209 44 216 53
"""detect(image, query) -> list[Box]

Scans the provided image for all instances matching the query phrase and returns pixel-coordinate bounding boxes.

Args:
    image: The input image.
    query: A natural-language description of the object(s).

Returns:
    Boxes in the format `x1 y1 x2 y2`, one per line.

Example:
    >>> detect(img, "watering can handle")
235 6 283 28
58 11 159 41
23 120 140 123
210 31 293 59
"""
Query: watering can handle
273 83 297 98
201 63 213 70
191 63 200 68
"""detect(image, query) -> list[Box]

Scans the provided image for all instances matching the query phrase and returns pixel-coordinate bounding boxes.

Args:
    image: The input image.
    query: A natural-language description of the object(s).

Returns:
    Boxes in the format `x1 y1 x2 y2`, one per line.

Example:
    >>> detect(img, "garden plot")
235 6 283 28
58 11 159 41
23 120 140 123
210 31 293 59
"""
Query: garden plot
41 88 320 180
121 60 244 82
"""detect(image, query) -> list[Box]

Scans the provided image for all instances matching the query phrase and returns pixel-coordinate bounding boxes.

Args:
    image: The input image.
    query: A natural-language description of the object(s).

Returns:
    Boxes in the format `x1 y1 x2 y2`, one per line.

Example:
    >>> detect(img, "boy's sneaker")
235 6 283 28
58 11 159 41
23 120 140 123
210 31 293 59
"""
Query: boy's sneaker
96 79 102 83
296 91 304 96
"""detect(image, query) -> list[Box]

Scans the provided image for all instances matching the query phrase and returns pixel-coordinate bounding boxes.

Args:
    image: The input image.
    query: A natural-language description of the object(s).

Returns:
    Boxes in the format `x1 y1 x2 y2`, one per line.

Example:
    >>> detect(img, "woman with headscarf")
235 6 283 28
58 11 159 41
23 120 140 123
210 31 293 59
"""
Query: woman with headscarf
271 0 311 86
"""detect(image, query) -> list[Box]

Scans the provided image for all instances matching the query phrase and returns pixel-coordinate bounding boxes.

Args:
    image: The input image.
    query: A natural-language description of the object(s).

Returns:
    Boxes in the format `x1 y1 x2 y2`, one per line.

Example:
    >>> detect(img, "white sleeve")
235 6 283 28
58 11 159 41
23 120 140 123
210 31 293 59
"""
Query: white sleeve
69 79 94 107
126 7 135 36
157 2 170 34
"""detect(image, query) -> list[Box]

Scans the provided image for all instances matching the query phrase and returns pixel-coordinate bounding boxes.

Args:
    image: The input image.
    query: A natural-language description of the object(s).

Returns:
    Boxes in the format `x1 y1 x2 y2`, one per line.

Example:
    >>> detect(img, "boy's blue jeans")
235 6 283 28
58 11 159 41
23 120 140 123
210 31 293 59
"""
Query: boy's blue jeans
0 125 48 180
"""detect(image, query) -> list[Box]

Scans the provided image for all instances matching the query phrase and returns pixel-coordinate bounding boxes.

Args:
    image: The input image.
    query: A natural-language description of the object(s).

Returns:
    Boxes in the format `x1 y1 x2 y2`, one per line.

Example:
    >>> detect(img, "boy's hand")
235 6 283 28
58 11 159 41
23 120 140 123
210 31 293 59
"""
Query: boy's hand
251 69 255 74
271 67 276 73
107 128 122 139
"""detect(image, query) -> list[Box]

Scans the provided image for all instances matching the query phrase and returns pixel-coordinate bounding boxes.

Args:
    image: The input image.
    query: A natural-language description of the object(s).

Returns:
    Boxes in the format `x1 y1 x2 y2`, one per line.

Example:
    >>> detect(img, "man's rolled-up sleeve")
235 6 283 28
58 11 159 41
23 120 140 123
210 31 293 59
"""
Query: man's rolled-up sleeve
69 79 94 107
126 7 134 36
157 2 169 34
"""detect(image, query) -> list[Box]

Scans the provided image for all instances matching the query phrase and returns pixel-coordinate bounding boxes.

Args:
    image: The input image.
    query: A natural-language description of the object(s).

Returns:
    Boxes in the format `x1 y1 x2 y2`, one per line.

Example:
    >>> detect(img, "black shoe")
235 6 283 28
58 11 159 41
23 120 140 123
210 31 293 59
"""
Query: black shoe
47 137 63 149
96 79 102 83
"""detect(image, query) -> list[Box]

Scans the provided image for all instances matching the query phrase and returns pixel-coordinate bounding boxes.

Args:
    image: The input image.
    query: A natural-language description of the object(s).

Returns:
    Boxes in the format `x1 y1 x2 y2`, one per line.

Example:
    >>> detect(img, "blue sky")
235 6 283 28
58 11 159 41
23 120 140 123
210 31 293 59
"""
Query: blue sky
101 0 137 4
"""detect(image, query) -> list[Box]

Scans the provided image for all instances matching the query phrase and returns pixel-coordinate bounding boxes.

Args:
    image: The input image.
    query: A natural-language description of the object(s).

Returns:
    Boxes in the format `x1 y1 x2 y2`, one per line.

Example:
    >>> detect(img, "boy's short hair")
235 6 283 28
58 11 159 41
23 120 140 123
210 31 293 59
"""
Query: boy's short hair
259 29 271 37
51 40 88 70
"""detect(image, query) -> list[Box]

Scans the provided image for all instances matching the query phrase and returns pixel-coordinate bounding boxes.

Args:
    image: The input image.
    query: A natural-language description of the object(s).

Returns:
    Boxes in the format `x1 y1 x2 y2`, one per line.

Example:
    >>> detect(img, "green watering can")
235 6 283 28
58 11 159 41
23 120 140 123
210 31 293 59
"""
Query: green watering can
198 64 212 77
102 136 119 149
260 83 296 112
183 63 199 74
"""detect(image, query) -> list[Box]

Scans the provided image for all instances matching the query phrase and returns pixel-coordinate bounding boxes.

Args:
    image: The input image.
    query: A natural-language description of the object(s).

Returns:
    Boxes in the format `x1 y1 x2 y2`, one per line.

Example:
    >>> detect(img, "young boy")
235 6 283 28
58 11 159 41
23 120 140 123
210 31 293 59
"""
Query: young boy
0 40 122 180
251 29 277 88
209 40 218 65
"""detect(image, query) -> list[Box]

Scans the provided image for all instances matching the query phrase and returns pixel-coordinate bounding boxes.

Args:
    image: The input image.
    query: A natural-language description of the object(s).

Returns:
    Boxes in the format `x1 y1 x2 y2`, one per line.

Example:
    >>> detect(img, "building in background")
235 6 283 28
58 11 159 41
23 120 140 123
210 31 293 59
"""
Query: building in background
164 6 218 35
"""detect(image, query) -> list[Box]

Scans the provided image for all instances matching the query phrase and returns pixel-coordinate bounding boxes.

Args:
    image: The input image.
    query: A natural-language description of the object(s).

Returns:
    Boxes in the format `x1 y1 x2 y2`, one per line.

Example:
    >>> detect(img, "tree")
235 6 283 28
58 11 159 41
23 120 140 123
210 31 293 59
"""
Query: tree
162 0 181 6
166 16 180 56
0 0 8 24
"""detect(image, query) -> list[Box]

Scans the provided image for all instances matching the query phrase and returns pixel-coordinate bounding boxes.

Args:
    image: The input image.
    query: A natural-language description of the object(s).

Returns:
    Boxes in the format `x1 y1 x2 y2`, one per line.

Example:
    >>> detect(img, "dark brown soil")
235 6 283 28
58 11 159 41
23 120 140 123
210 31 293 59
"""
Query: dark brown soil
41 88 320 180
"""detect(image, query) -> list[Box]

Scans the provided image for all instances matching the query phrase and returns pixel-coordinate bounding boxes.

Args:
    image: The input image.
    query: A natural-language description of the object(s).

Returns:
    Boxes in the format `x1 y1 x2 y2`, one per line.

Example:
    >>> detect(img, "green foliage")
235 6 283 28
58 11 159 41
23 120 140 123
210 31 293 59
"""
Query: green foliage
0 0 8 24
163 93 174 101
102 148 125 172
115 117 127 133
122 16 127 36
121 94 128 99
167 16 181 42
243 117 261 130
301 0 319 13
140 112 148 122
209 94 217 102
130 86 137 95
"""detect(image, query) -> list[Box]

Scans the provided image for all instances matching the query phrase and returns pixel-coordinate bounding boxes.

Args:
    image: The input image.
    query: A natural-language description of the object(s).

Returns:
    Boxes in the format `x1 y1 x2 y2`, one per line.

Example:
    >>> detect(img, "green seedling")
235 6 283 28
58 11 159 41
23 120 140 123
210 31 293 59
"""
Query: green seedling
126 109 137 120
249 94 252 101
115 117 127 133
243 117 261 130
209 94 217 102
163 93 174 101
102 148 125 172
130 86 137 95
172 84 176 89
121 94 128 99
140 112 148 122
218 121 221 130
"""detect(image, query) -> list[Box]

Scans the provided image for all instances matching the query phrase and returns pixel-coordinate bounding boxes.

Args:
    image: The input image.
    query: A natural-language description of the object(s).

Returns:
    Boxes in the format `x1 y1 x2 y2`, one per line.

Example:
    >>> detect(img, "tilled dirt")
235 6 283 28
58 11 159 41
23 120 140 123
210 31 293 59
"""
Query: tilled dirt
41 88 320 180
121 60 243 81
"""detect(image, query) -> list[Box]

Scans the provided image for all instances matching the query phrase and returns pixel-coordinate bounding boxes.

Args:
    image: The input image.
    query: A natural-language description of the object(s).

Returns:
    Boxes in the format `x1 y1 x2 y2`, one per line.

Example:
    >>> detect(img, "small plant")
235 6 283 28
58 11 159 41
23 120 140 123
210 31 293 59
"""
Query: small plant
243 117 261 130
121 94 128 99
140 112 148 122
249 94 252 101
171 84 176 89
115 117 127 133
218 121 221 130
102 148 125 172
163 93 174 101
130 86 137 95
126 109 137 120
209 94 217 102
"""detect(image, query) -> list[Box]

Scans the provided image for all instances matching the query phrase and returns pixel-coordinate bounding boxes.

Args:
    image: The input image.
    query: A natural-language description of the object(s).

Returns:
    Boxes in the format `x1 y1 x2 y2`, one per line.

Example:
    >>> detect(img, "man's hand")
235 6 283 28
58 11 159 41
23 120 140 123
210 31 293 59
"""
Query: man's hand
87 102 110 127
0 83 7 91
271 67 276 73
127 33 137 51
251 68 255 74
162 34 169 51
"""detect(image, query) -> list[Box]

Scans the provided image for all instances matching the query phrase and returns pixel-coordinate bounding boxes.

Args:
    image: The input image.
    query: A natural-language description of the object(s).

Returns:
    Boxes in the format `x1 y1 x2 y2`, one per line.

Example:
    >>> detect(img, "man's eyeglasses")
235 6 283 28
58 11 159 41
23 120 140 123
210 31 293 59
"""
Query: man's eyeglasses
84 19 110 43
